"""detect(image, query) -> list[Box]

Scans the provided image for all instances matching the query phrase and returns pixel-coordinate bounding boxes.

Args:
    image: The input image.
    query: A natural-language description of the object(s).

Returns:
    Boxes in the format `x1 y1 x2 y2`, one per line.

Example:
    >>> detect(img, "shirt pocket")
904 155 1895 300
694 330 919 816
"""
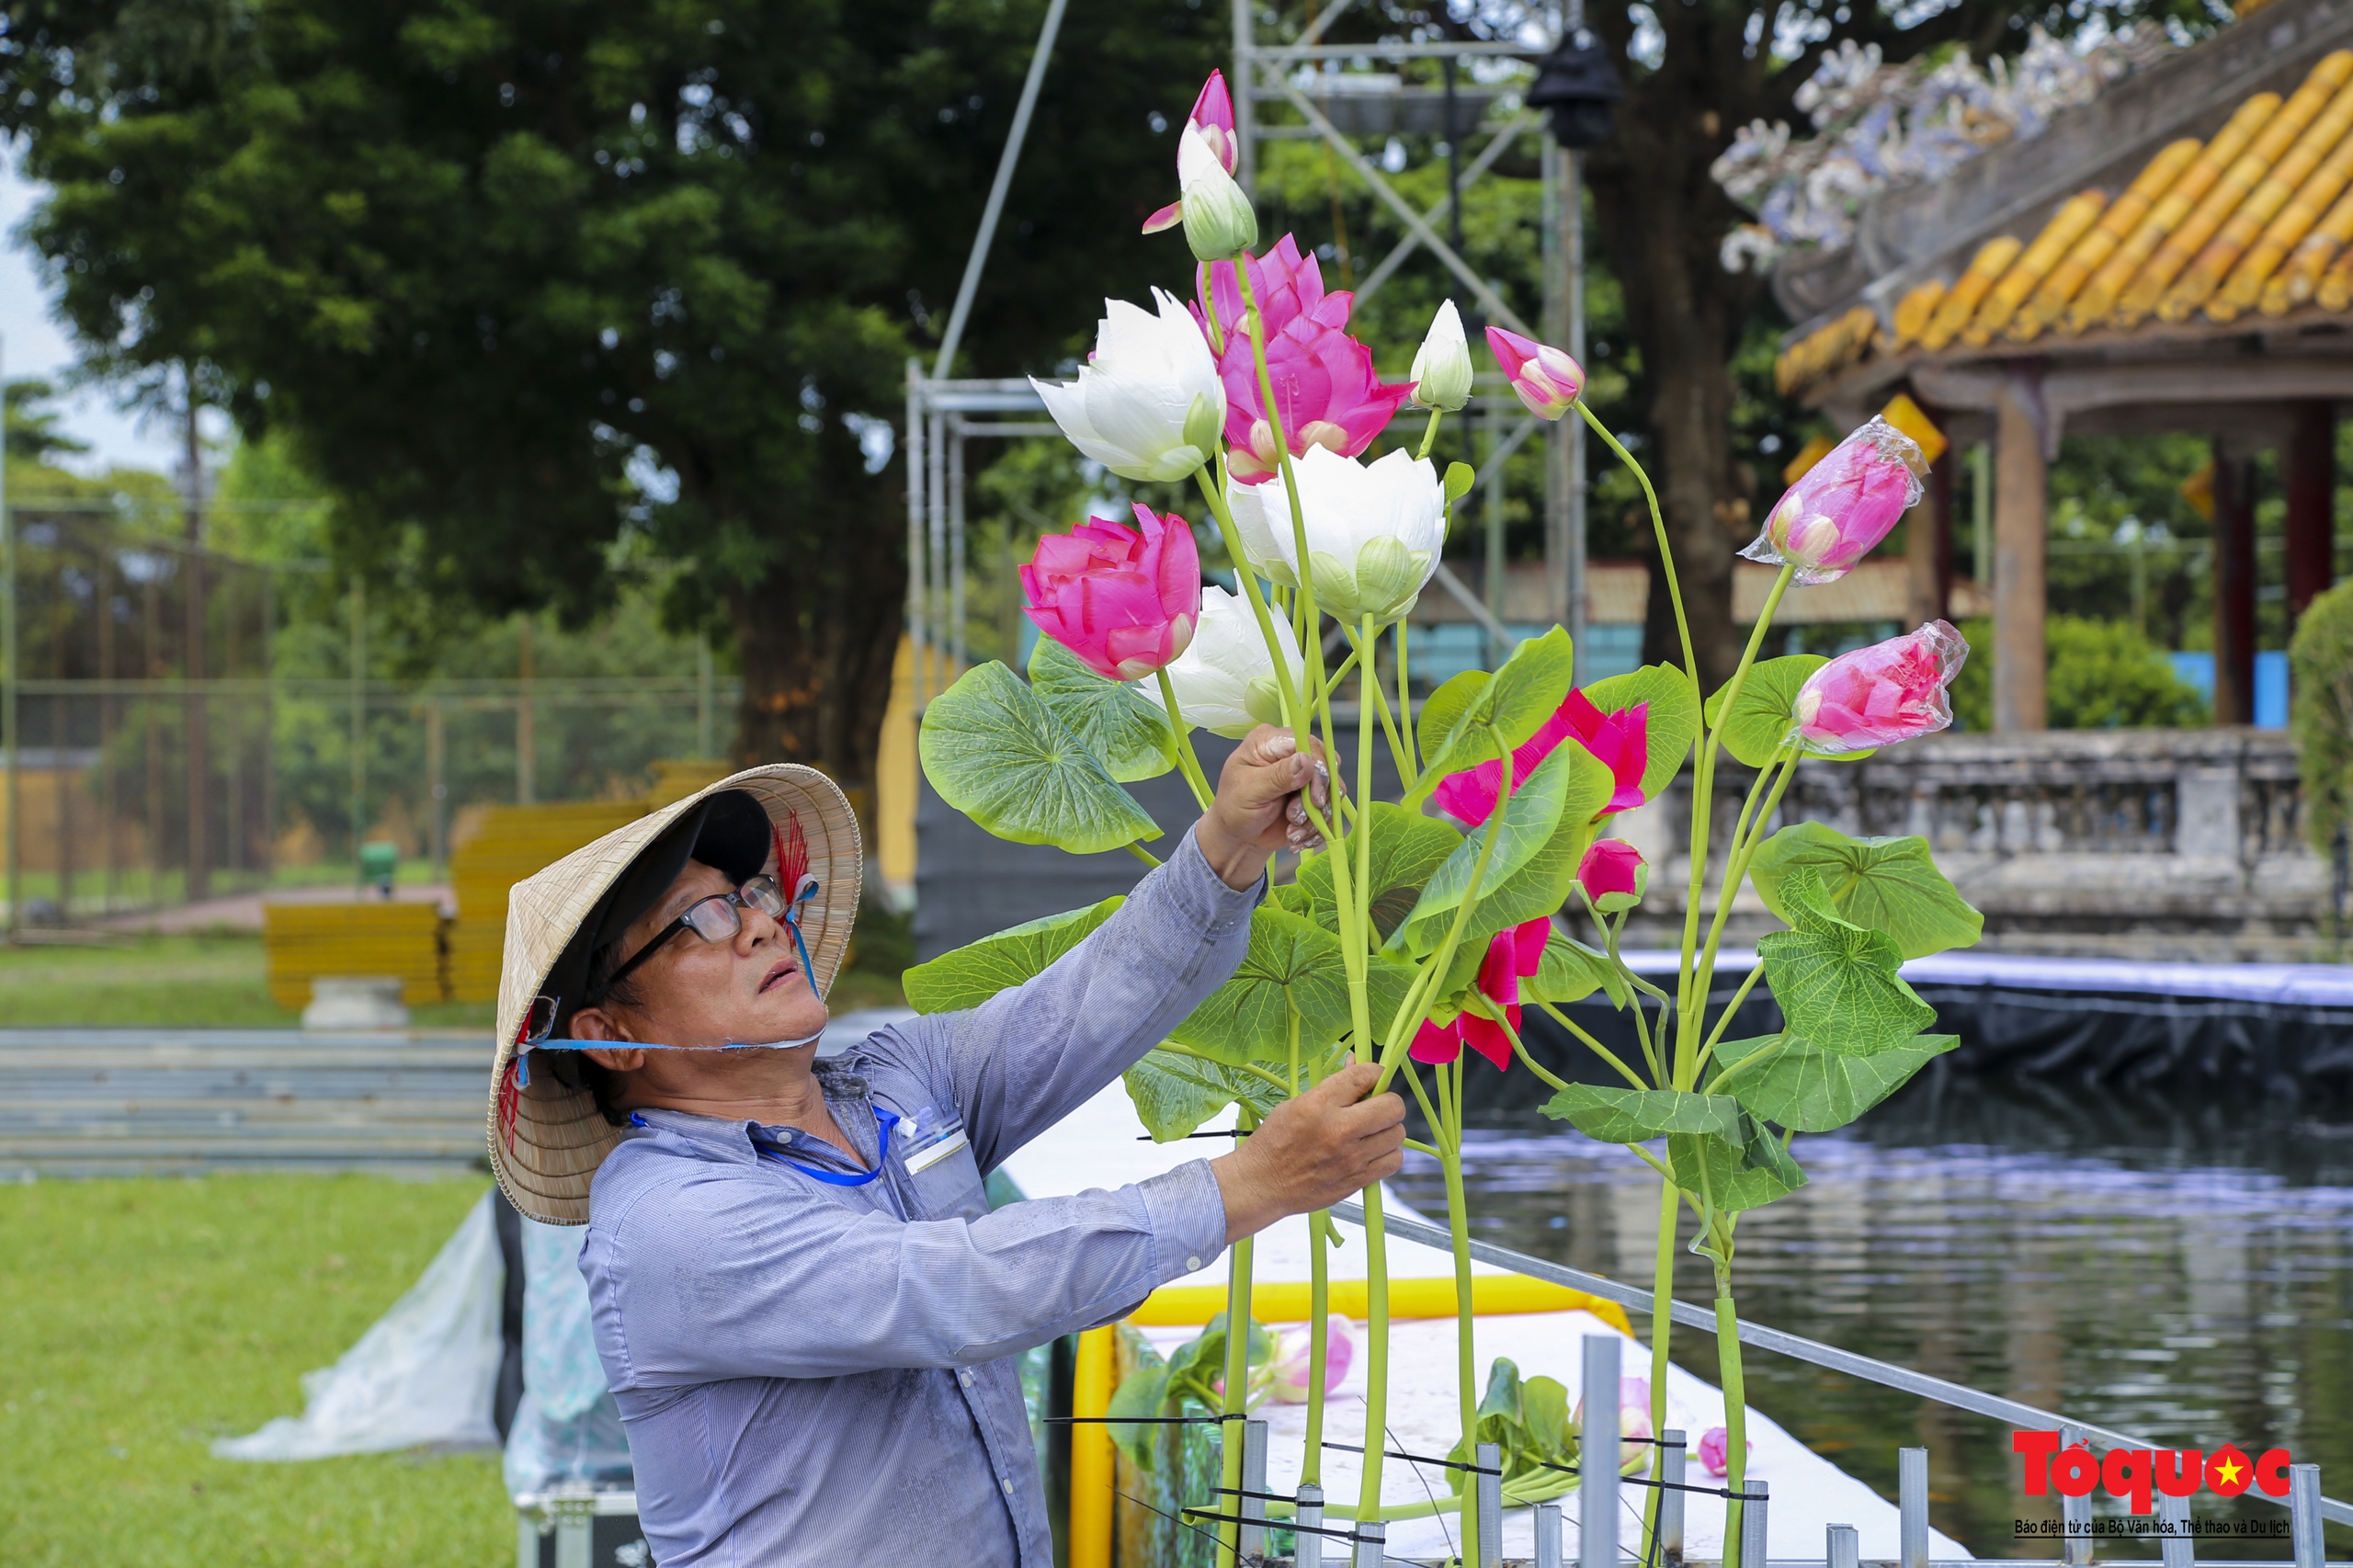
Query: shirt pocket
904 1128 988 1221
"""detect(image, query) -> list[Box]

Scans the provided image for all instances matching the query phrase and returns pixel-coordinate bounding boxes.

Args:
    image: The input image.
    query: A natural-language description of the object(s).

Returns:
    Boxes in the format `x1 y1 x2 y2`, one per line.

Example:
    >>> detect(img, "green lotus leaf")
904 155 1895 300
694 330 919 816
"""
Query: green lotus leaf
1749 822 1983 960
1712 1031 1960 1131
1701 654 1876 768
1582 662 1702 803
919 662 1162 853
1124 1048 1285 1142
1170 905 1354 1062
903 897 1125 1014
1756 869 1936 1056
1027 635 1177 784
1541 1085 1745 1144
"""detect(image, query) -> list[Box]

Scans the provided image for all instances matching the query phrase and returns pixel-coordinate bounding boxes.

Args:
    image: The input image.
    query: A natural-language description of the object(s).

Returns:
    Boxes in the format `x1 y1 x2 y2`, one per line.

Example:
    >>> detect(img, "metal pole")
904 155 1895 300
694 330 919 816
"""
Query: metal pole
2290 1465 2324 1568
930 0 1072 381
949 416 968 671
0 330 17 936
1535 1502 1564 1568
1485 400 1506 667
1659 1428 1686 1563
1296 1481 1325 1568
2061 1426 2093 1568
1582 1335 1620 1568
906 362 929 710
927 410 949 694
426 700 447 883
697 638 714 758
2158 1488 2194 1568
1827 1521 1859 1568
1563 137 1587 678
1351 1517 1384 1568
1741 1477 1769 1568
348 575 365 880
1476 1440 1504 1568
1541 136 1570 646
1233 0 1257 198
1899 1448 1929 1568
1238 1419 1269 1556
182 382 210 904
516 616 535 806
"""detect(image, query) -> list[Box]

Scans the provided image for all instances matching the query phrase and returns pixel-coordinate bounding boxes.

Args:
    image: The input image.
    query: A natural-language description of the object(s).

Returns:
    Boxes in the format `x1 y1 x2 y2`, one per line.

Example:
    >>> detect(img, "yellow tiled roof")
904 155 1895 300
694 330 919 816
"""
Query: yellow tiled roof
1779 47 2353 395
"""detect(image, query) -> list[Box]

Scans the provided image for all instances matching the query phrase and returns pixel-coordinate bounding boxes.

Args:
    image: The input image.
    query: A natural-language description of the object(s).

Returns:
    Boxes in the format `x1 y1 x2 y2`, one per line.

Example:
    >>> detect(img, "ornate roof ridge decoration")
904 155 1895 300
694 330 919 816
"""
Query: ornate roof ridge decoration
1771 0 2353 403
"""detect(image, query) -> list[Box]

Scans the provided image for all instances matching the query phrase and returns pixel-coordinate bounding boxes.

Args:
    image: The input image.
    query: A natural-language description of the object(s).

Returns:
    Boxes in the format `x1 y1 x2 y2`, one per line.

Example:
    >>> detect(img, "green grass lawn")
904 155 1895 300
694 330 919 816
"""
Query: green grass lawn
0 1173 511 1567
0 931 907 1028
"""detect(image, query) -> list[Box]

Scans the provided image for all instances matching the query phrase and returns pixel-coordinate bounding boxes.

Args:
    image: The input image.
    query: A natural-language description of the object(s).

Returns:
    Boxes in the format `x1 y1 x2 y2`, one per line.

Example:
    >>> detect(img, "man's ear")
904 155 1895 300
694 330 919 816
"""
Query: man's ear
581 1045 650 1073
568 1006 629 1042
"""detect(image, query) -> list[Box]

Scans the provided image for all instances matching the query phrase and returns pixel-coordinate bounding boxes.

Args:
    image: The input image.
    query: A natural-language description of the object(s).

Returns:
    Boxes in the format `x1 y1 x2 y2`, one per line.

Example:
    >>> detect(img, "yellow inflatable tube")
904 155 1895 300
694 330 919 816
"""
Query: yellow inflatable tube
1130 1275 1633 1335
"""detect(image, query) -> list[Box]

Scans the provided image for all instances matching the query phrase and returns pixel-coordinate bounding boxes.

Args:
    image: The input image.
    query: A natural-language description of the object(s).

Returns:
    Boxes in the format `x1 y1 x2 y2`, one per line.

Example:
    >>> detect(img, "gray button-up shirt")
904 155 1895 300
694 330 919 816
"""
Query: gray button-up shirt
578 830 1257 1567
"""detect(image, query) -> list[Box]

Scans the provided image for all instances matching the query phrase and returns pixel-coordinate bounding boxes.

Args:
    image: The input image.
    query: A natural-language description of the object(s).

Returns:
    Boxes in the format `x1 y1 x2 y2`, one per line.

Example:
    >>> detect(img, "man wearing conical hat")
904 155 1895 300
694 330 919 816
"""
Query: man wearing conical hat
486 732 1403 1566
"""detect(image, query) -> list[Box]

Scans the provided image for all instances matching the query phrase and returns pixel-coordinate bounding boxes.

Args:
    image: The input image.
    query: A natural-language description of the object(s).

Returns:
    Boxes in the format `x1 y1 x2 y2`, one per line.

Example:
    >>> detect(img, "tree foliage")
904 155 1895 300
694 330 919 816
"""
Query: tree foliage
0 0 1222 793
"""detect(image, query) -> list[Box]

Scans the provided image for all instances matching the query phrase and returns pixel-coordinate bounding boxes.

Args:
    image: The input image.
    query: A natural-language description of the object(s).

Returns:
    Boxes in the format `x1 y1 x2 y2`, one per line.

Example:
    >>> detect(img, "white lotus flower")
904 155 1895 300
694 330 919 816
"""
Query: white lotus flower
1178 122 1258 262
1225 446 1446 624
1031 289 1226 483
1409 300 1472 411
1138 585 1302 738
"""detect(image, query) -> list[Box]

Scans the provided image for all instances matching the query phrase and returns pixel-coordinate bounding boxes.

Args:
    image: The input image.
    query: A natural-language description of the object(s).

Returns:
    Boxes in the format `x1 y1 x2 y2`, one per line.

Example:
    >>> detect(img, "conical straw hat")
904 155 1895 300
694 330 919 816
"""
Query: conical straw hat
484 764 863 1224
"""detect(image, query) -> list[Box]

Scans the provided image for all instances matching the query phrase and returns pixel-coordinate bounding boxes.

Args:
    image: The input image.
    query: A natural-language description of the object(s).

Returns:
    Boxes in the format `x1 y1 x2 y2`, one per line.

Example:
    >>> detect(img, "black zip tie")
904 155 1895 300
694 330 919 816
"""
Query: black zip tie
1117 1487 1235 1557
1212 1485 1304 1505
1621 1435 1686 1448
1525 1456 1767 1500
1321 1438 1500 1476
1134 1129 1251 1140
1178 1506 1377 1544
1044 1414 1245 1425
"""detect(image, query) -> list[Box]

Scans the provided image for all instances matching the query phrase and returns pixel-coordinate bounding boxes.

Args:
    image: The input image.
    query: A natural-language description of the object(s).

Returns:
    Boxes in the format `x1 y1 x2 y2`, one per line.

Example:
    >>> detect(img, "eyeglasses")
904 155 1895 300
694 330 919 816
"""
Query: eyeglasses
589 874 791 1003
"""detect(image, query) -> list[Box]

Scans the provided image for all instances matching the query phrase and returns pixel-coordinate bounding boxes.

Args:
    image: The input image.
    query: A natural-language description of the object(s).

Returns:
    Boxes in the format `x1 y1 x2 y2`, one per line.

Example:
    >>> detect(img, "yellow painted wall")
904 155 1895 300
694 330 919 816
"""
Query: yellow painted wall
875 636 966 898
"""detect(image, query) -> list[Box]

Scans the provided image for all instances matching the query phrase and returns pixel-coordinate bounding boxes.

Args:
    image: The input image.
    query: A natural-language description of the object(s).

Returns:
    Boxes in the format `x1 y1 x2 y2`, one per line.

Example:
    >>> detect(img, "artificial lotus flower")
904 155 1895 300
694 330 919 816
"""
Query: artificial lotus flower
1019 505 1200 681
1432 688 1650 827
1790 619 1968 756
1577 839 1648 914
1196 236 1416 483
1411 916 1549 1070
1177 123 1258 263
1485 325 1585 420
1142 73 1238 235
1138 584 1302 737
1574 1376 1655 1444
1409 300 1472 412
1740 415 1927 585
1223 445 1444 623
1267 1316 1357 1404
1698 1426 1752 1479
1030 289 1225 484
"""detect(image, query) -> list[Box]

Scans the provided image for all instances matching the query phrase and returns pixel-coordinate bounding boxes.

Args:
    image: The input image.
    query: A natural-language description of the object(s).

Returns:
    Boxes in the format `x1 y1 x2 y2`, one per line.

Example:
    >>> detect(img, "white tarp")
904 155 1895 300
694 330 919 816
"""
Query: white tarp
212 1189 504 1460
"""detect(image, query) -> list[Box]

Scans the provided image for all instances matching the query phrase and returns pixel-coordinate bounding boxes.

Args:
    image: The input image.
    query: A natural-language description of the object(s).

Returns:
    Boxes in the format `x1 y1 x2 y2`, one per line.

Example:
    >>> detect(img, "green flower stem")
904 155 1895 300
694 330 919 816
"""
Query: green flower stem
1642 1175 1678 1561
1415 406 1444 460
1508 1027 1574 1094
1316 646 1361 708
1357 1181 1393 1525
1190 466 1310 741
1349 622 1413 786
1715 1277 1752 1568
1673 561 1797 1087
1529 999 1648 1091
1699 965 1769 1060
1397 621 1419 775
1216 1180 1258 1568
1403 1136 1444 1158
1625 1141 1677 1184
1689 744 1802 1046
1438 1058 1483 1568
1304 1203 1332 1484
1155 668 1218 812
1575 400 1697 692
1399 1056 1446 1140
1371 739 1514 1080
1123 843 1163 869
1261 1496 1464 1523
1595 911 1665 1085
1704 1031 1791 1098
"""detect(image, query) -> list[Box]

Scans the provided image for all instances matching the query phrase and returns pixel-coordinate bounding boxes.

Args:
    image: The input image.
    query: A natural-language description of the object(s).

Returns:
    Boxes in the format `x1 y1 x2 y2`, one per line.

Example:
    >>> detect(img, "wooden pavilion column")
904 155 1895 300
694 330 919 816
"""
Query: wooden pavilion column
2210 437 2258 726
1992 365 2048 732
1906 427 1956 625
2285 399 2336 626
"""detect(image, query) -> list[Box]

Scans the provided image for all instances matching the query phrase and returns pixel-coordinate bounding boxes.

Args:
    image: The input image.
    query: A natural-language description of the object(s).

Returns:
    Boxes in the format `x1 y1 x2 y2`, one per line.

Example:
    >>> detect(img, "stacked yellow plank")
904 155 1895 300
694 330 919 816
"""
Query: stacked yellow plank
262 903 447 1009
445 801 649 1003
1777 48 2353 394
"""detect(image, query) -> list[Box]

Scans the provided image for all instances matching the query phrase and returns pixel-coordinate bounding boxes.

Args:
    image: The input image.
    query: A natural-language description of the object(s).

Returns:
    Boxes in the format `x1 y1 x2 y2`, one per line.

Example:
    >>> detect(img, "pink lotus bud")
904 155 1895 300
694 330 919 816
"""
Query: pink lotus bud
1142 73 1240 233
1267 1318 1356 1403
1484 325 1585 420
1574 1377 1655 1442
1433 689 1648 828
1019 505 1201 681
1741 416 1927 585
1790 619 1969 756
1577 839 1648 913
1698 1426 1750 1478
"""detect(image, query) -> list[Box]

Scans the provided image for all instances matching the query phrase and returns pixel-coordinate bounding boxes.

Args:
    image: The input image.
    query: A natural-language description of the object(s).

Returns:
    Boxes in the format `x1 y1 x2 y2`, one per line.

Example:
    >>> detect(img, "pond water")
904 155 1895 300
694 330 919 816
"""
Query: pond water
1391 1074 2353 1560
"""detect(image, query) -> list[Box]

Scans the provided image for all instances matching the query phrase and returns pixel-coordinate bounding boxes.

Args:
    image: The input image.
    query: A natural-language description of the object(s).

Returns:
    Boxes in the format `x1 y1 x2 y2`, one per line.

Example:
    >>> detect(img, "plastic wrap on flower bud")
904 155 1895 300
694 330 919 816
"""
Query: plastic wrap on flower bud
1788 619 1969 755
1267 1317 1356 1403
1740 415 1928 585
1409 300 1472 412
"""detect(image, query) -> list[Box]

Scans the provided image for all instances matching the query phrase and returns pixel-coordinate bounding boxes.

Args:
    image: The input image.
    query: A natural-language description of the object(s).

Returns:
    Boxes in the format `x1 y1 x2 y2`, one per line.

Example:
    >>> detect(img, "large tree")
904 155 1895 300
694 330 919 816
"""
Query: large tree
0 0 1219 805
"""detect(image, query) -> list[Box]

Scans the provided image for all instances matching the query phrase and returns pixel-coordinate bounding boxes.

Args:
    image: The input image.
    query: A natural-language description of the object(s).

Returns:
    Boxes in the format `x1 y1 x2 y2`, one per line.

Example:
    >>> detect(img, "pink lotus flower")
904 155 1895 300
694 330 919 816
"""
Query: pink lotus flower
1196 236 1415 483
1142 73 1239 234
1698 1426 1751 1478
1575 1377 1655 1443
1740 415 1927 585
1267 1316 1356 1403
1790 619 1968 756
1486 326 1585 420
1411 916 1549 1070
1019 505 1200 681
1577 840 1647 913
1433 688 1650 827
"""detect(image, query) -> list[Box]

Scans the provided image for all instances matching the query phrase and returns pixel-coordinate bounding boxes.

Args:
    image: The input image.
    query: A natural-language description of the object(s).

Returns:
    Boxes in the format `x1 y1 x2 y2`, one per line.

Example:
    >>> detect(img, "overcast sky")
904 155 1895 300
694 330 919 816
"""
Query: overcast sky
2 151 191 476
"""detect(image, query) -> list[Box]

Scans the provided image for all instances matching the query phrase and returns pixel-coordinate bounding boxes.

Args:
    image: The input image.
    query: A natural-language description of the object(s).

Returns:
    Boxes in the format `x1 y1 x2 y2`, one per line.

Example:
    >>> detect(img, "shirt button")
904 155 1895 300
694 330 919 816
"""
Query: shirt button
1002 1477 1015 1494
960 1370 974 1388
1186 1256 1201 1271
